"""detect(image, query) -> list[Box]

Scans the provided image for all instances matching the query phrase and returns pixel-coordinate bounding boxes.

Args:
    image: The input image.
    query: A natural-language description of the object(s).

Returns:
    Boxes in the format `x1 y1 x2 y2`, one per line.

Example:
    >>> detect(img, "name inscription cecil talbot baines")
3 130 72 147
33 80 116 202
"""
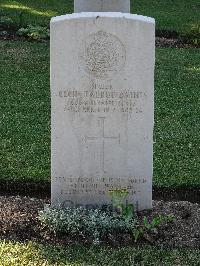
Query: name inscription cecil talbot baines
59 86 145 114
51 13 155 211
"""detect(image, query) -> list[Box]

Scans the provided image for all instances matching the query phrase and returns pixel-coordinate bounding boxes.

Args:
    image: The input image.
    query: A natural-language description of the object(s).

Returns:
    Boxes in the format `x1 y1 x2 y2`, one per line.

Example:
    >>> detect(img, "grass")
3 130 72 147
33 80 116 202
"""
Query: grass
0 0 199 36
0 41 50 181
0 240 200 265
134 0 200 37
0 0 73 27
0 40 199 187
154 48 200 187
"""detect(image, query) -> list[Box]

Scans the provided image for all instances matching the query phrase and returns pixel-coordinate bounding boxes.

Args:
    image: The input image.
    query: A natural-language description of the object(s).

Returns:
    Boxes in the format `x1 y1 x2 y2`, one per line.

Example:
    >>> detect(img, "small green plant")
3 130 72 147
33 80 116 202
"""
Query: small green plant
108 188 174 242
17 25 50 40
108 189 129 206
131 214 174 242
108 188 134 221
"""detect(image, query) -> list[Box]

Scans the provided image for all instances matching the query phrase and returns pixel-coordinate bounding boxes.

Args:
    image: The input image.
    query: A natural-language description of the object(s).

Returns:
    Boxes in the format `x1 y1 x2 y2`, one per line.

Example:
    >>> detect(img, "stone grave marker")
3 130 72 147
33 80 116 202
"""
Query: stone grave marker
51 3 155 211
74 0 130 13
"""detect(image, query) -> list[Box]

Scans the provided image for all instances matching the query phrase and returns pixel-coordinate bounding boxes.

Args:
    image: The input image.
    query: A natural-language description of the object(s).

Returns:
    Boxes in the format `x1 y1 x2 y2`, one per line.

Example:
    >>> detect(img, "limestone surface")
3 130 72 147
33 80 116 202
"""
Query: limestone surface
51 13 155 210
74 0 130 13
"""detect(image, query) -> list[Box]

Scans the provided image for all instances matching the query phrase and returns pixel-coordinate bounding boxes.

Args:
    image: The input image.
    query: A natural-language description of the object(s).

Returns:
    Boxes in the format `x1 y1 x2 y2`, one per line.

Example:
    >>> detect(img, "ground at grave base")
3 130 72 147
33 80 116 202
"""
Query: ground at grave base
0 35 199 48
0 196 199 249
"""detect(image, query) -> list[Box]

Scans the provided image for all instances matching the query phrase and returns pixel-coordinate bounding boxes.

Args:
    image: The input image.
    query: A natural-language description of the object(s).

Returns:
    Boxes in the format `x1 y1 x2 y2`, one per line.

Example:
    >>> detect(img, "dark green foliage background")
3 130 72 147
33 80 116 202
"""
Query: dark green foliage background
0 0 199 36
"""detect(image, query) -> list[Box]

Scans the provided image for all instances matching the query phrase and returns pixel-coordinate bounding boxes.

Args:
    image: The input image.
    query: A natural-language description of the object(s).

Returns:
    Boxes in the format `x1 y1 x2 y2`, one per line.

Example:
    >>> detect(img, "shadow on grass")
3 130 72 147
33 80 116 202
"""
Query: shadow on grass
0 0 73 26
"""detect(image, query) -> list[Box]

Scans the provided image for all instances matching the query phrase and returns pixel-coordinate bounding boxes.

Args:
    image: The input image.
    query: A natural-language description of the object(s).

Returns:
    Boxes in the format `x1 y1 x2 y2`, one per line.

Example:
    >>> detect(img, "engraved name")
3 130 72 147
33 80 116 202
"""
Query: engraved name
58 89 146 114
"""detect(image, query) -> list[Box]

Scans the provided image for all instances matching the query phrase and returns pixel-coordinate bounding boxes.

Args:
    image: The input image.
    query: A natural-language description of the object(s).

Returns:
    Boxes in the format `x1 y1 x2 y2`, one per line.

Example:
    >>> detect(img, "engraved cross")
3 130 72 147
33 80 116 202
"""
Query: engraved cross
85 117 120 173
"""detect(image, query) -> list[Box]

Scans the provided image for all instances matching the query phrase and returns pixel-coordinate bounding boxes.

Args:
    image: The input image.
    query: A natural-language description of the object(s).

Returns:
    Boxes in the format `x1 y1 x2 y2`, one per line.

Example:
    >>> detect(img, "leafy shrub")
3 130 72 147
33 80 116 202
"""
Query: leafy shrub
189 23 200 45
39 190 174 244
39 205 130 244
17 25 50 40
39 204 173 245
182 22 200 45
0 15 15 30
0 16 14 26
0 30 8 37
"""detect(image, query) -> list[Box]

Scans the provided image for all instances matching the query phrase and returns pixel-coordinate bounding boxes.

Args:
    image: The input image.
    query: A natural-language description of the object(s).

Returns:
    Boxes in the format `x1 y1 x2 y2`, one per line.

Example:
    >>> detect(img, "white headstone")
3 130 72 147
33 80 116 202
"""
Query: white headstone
51 13 155 211
74 0 130 13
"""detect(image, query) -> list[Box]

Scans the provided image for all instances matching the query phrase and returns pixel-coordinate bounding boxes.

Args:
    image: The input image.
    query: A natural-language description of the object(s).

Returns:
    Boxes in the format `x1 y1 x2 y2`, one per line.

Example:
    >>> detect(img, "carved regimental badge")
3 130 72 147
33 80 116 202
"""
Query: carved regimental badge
79 31 126 80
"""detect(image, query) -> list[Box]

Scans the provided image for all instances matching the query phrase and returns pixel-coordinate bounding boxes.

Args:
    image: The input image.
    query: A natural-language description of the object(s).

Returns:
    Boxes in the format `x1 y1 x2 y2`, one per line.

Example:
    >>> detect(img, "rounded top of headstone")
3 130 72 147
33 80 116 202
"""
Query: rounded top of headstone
79 30 126 80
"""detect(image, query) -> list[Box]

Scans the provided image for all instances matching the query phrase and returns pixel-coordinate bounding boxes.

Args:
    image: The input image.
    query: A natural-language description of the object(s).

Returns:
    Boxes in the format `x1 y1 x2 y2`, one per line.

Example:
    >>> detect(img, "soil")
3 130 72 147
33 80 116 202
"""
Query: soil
155 37 198 48
0 195 199 248
1 181 200 204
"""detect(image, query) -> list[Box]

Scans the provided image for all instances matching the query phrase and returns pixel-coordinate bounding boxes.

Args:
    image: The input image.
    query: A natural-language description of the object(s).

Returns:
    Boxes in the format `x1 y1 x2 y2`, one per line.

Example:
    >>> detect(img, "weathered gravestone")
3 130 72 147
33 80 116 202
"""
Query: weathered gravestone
74 0 130 13
51 3 155 211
